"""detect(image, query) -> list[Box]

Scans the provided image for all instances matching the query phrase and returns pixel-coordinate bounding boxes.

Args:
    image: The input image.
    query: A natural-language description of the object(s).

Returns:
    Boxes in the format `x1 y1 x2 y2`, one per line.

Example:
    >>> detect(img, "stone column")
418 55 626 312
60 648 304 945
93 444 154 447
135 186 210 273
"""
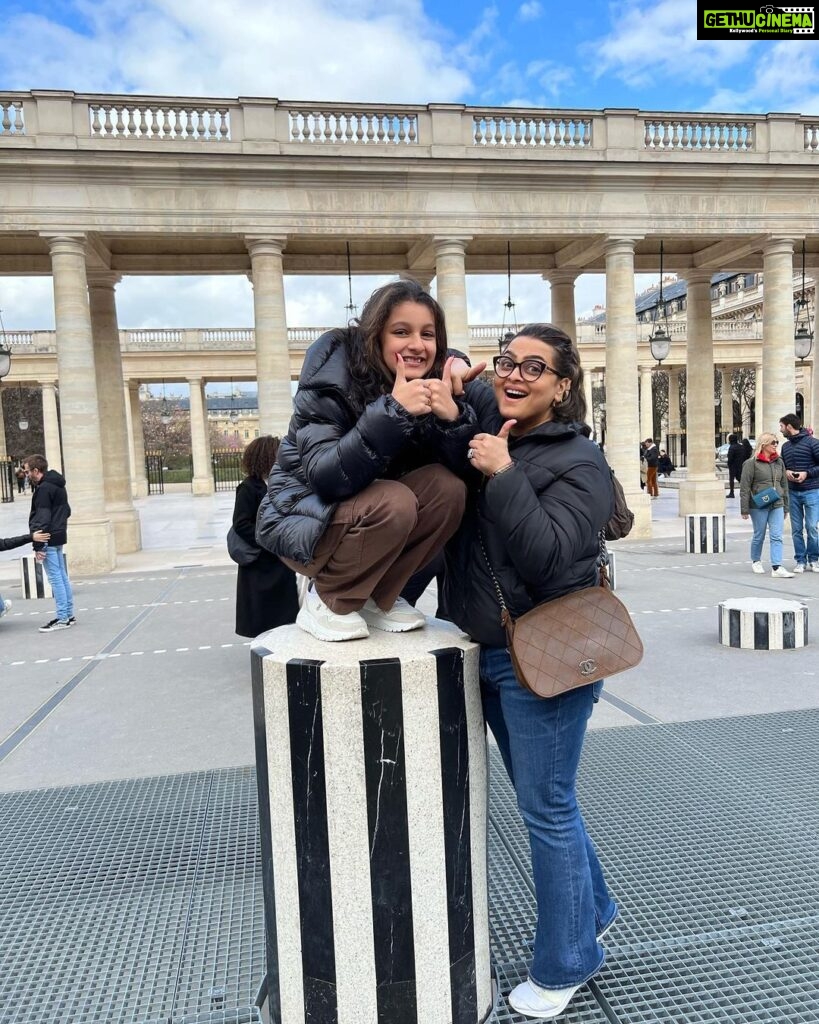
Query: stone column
679 271 725 515
247 236 293 435
401 271 434 292
88 273 142 553
126 382 149 498
754 362 764 436
582 369 594 432
799 364 811 430
762 238 796 434
639 366 654 441
721 368 734 435
433 237 471 357
810 355 819 433
0 387 7 460
45 234 115 573
667 369 681 432
545 271 578 341
189 377 214 496
41 382 63 472
604 238 650 536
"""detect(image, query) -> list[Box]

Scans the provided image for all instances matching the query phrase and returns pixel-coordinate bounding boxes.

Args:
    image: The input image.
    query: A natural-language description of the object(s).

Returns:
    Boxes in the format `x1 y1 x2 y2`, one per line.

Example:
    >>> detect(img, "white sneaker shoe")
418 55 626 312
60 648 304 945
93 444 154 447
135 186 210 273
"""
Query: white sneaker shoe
508 979 581 1019
793 564 805 573
0 598 11 618
360 596 426 633
806 563 818 573
772 566 794 578
296 586 369 641
751 562 765 574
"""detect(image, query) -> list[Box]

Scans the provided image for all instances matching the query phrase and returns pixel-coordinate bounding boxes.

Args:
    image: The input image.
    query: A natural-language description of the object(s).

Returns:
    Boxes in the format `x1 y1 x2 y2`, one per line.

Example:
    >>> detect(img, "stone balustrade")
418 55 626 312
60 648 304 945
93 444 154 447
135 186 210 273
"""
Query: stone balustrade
1 92 817 161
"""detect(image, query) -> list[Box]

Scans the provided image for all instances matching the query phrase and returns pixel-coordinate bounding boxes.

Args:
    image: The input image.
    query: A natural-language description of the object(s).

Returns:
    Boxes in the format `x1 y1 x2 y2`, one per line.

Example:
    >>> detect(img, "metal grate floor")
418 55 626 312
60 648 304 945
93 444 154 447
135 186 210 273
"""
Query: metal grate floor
2 710 818 1023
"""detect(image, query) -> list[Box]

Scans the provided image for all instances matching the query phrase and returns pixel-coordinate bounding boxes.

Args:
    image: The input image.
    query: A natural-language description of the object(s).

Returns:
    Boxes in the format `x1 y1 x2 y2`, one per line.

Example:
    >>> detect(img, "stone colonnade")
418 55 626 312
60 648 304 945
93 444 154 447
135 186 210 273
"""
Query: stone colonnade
7 232 808 570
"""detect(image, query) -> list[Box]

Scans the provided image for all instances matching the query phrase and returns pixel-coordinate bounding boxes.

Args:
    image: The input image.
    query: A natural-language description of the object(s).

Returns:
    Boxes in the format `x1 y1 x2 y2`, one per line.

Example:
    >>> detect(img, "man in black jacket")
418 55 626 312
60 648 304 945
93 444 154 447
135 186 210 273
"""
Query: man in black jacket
642 438 660 497
24 454 75 631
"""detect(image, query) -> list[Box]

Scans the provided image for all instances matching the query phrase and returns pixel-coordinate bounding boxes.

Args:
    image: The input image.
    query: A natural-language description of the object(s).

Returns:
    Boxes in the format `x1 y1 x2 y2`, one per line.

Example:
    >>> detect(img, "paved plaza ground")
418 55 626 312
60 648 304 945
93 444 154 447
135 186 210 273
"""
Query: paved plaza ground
1 483 817 1023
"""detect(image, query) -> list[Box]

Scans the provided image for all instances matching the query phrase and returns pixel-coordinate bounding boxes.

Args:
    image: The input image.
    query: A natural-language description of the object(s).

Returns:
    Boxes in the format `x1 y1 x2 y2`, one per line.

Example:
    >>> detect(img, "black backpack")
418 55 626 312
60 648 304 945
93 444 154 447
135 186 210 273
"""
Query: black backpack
604 469 634 541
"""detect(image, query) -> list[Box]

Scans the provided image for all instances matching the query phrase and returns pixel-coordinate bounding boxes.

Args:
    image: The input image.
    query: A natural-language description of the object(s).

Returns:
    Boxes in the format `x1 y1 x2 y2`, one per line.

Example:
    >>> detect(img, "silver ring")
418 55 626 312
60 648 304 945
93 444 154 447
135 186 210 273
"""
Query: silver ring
467 448 476 460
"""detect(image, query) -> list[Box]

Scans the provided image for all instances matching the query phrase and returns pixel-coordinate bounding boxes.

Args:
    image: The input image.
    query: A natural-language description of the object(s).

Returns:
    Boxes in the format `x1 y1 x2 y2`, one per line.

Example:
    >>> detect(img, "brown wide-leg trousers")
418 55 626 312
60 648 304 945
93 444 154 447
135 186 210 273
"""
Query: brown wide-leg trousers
283 464 466 615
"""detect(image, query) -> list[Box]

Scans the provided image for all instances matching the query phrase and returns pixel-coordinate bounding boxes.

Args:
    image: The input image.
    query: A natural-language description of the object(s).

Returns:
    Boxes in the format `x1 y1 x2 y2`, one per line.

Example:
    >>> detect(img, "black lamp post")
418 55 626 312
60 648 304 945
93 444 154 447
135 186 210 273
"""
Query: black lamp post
498 242 517 350
794 240 814 363
648 241 672 365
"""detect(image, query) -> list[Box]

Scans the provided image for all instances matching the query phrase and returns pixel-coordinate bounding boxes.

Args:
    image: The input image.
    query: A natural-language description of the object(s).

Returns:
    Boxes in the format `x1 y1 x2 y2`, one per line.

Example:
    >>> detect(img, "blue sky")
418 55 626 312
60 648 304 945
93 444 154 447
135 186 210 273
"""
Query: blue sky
0 0 817 339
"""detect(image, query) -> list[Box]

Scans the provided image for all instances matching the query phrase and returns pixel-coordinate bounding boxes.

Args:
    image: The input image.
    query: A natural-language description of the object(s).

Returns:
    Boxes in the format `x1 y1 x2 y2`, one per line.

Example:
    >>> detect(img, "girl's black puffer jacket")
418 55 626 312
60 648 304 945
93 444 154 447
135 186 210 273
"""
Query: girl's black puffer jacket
444 380 615 647
256 330 477 564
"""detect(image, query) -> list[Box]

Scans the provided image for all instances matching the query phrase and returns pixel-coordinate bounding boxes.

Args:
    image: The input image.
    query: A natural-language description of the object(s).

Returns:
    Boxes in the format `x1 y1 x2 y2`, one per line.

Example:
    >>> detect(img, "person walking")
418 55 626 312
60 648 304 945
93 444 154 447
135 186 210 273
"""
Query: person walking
778 413 819 572
445 324 617 1020
726 433 748 499
23 454 75 630
739 434 792 578
257 279 478 642
233 435 299 638
643 438 660 497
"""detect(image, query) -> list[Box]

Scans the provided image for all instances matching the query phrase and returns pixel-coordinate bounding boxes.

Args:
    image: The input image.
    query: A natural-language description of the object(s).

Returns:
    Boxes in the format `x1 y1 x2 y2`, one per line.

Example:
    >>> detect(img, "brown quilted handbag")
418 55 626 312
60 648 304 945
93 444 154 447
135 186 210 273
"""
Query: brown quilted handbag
481 533 644 699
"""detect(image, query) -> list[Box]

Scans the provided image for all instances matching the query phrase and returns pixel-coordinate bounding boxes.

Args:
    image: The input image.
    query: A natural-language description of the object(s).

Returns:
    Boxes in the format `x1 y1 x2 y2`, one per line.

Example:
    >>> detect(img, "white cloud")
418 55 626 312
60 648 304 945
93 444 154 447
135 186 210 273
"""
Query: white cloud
518 1 542 22
706 42 819 114
585 0 753 91
0 0 474 103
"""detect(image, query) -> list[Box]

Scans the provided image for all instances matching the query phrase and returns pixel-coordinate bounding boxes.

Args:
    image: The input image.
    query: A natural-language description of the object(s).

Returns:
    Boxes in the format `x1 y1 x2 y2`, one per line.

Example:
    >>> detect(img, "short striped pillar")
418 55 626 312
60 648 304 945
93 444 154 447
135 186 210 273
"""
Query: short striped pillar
603 550 617 590
719 597 808 650
251 620 492 1024
685 514 726 554
19 555 53 599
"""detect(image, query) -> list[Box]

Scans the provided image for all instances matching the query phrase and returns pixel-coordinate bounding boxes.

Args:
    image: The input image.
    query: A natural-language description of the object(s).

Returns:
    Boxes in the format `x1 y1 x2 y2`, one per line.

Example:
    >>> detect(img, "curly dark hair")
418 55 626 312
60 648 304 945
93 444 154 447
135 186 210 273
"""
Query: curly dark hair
504 323 587 424
242 435 280 480
344 279 448 410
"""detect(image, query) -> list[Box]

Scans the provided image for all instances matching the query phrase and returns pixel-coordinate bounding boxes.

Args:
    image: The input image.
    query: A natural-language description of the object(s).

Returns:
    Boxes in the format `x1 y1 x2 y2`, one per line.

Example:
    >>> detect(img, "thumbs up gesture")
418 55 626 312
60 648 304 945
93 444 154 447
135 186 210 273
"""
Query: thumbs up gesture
424 356 460 421
391 354 434 416
467 420 516 476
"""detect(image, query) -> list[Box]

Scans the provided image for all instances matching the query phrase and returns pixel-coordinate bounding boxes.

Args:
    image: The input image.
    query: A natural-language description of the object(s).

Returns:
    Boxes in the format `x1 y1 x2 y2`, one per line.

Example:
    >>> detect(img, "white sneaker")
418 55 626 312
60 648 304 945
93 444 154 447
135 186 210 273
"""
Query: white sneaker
296 585 369 641
751 562 765 574
793 564 805 573
772 566 794 578
807 563 818 573
0 598 10 618
508 979 581 1019
360 596 426 633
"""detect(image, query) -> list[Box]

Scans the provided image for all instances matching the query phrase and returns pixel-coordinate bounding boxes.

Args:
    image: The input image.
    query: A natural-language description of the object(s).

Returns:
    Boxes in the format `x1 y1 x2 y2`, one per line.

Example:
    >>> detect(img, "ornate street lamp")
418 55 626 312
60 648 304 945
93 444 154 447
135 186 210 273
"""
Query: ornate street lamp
648 241 671 365
160 380 173 425
344 241 357 320
498 242 517 349
794 240 814 362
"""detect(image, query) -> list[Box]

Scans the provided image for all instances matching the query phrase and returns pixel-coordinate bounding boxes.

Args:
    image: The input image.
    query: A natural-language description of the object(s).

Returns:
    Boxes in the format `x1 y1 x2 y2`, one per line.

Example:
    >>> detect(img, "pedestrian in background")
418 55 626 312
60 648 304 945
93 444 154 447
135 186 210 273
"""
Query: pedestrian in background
779 412 819 572
24 454 75 631
739 434 792 578
233 435 299 638
726 433 748 499
642 438 659 497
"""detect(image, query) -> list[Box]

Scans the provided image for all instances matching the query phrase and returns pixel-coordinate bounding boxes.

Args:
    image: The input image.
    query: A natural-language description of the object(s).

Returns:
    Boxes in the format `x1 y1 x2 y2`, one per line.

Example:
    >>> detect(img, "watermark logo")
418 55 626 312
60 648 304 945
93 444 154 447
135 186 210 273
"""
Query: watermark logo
698 2 818 38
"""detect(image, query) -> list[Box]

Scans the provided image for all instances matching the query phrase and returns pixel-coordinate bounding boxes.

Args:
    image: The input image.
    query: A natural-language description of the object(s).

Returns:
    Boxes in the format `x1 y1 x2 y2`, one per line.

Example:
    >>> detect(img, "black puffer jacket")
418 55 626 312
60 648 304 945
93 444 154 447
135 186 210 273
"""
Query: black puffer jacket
29 470 71 548
444 381 614 647
256 330 477 564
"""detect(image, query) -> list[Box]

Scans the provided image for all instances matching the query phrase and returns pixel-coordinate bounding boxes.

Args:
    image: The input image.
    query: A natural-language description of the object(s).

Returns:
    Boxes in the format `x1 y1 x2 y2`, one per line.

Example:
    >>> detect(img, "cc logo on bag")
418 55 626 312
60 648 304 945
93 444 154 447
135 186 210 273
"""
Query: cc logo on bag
579 659 597 676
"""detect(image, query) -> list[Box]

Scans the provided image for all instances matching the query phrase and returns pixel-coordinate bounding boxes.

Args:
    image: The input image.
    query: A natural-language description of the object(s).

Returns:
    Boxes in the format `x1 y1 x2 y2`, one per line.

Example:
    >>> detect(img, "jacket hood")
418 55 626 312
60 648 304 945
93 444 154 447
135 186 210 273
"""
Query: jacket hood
299 331 354 395
788 429 812 445
41 470 66 488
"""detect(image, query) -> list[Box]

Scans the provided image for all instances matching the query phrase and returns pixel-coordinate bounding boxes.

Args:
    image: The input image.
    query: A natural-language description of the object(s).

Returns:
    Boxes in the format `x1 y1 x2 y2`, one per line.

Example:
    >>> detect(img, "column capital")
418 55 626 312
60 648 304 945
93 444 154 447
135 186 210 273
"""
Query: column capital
188 377 205 387
432 236 472 256
41 379 59 390
763 236 795 258
604 236 640 257
683 269 713 286
542 270 578 286
87 270 123 289
41 233 87 258
246 236 287 259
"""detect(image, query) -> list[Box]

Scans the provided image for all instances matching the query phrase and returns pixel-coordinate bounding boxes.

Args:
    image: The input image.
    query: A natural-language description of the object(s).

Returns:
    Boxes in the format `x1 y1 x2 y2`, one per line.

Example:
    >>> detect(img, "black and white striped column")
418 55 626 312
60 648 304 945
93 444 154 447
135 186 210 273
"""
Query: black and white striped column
19 555 53 599
251 621 492 1024
685 514 726 554
719 597 808 650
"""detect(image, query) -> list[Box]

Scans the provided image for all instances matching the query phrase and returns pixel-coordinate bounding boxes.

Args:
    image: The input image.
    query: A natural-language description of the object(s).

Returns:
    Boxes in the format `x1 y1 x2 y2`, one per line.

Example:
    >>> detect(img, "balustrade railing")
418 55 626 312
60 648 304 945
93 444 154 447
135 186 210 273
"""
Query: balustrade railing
472 113 592 148
0 99 24 135
89 102 231 140
289 109 417 145
643 119 755 151
1 93 816 158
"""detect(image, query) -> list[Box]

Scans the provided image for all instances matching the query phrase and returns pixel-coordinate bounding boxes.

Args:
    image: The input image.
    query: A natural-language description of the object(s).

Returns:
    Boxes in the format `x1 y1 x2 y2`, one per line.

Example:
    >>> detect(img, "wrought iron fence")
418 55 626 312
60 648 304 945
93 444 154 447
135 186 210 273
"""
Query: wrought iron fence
211 449 243 492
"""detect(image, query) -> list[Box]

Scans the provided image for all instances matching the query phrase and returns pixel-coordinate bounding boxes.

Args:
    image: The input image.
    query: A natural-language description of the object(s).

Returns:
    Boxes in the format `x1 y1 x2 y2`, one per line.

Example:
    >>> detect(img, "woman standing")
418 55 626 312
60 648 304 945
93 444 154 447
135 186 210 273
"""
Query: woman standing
445 324 617 1019
739 433 792 578
233 435 299 638
257 280 475 642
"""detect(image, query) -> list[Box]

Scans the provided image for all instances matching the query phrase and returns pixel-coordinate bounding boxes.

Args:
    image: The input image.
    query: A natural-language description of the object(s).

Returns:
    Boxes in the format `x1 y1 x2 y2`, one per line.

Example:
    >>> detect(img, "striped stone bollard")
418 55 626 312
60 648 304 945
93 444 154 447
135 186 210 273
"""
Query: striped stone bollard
19 555 53 599
685 514 726 554
719 597 808 650
251 620 493 1024
603 550 617 590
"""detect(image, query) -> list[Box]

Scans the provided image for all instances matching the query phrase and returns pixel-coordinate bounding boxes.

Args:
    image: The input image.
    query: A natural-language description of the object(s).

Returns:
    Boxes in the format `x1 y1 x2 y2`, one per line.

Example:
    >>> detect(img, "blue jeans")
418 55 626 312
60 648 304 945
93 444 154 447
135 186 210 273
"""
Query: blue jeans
480 645 616 989
749 505 785 566
44 545 74 621
788 490 819 566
